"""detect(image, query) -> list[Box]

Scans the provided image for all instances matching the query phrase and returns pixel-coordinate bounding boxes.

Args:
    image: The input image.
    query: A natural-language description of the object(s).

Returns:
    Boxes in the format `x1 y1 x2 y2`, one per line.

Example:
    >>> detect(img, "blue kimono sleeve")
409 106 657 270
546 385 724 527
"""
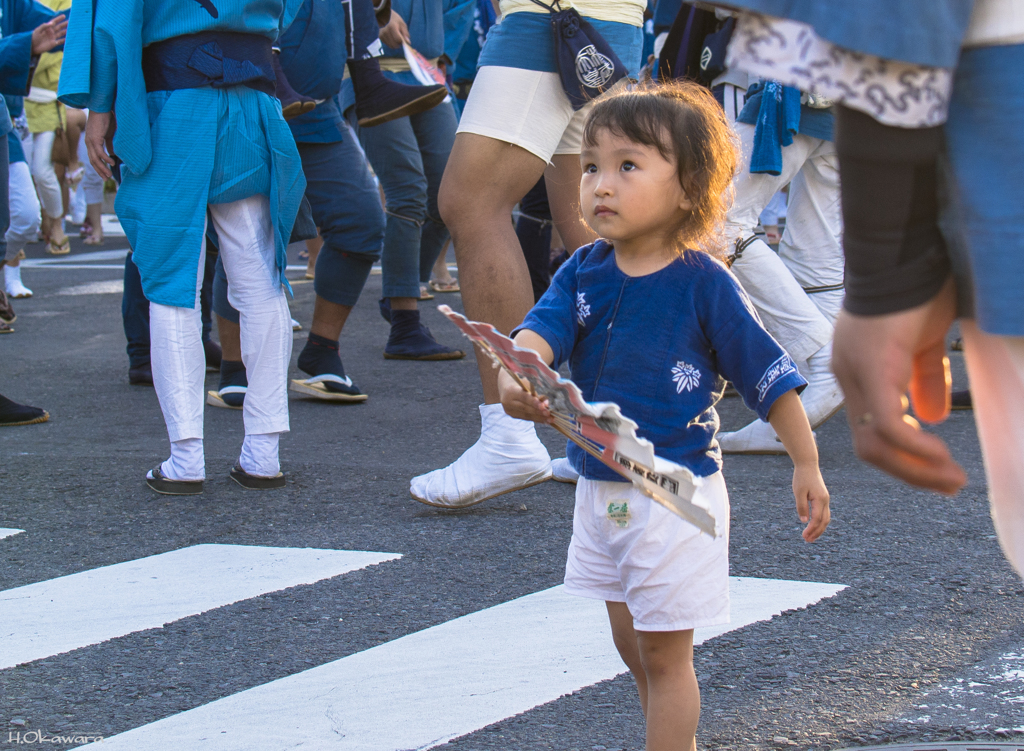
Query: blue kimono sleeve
700 265 806 422
517 251 582 369
57 0 117 112
0 33 33 97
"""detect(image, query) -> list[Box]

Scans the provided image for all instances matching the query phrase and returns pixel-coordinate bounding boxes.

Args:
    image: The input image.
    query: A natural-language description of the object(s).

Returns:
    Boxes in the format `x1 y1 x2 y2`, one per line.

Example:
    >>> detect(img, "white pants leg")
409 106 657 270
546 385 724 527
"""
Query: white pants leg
150 241 208 480
209 195 291 477
725 124 835 361
77 133 104 206
29 131 63 220
962 322 1024 578
777 143 844 326
6 161 41 261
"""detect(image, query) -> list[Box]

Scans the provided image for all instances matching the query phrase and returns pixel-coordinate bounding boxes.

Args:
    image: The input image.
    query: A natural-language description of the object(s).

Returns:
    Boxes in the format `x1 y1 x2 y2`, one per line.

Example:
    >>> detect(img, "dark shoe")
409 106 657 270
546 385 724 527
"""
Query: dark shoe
0 289 15 324
950 337 964 352
379 296 393 323
0 320 12 334
350 58 448 127
230 464 286 490
204 337 223 372
207 360 247 409
146 466 203 495
951 389 973 410
272 51 316 120
293 333 368 402
0 394 49 426
384 308 465 361
129 363 153 386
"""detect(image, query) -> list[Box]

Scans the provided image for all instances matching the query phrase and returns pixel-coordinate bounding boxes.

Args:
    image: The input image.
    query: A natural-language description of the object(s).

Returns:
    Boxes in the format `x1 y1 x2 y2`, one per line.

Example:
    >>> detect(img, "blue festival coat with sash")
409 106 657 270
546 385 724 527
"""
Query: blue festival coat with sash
57 0 306 309
0 0 60 136
712 0 975 68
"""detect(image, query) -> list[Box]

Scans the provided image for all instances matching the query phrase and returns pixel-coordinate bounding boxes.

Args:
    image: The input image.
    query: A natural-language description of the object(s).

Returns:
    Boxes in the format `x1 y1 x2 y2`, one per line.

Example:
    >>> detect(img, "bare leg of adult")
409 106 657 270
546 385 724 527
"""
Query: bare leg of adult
409 134 554 507
961 321 1024 577
545 154 596 255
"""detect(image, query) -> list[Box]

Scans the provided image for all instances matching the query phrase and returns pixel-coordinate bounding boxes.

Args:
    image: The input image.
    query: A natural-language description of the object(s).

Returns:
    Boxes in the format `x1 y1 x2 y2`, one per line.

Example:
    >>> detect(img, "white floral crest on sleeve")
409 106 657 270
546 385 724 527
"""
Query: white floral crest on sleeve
576 292 591 326
671 361 701 393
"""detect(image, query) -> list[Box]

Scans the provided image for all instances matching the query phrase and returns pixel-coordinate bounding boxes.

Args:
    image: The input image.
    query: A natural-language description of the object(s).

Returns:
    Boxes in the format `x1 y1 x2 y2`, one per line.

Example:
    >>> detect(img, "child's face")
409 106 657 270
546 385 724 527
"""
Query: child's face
579 128 693 250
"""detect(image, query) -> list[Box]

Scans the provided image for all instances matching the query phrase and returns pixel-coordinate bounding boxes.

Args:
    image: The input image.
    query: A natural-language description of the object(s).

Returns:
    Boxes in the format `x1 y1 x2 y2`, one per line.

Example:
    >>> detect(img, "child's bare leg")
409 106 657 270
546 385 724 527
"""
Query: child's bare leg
606 602 648 712
637 629 699 751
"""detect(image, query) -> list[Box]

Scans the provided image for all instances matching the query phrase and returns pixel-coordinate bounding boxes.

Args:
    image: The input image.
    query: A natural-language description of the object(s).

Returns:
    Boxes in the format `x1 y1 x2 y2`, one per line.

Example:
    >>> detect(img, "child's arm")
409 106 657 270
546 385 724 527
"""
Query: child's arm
767 389 831 542
497 330 556 425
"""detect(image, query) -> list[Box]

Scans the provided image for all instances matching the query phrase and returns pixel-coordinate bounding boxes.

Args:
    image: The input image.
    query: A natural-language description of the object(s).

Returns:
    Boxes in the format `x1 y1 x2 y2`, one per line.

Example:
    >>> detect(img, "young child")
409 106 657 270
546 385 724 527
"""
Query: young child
498 81 831 751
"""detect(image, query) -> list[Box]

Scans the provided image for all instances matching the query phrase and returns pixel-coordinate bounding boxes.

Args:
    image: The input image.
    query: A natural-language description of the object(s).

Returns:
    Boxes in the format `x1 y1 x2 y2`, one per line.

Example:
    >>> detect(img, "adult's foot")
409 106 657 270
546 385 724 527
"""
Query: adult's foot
718 342 841 454
550 457 579 484
292 333 367 402
349 57 448 128
4 265 32 298
230 464 286 490
0 394 49 426
145 467 203 495
410 403 552 508
0 289 15 324
951 389 973 410
384 308 464 361
207 360 247 409
128 363 153 386
272 51 316 120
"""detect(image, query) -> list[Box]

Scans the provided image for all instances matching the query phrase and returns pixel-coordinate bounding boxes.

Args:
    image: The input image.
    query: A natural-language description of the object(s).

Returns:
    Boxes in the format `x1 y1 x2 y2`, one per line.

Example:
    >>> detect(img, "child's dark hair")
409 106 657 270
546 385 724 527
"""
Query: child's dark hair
582 80 738 258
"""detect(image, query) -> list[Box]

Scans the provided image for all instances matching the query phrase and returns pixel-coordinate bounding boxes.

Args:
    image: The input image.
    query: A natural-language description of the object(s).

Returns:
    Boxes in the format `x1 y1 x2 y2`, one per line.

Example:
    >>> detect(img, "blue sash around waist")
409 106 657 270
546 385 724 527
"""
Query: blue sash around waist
142 31 276 97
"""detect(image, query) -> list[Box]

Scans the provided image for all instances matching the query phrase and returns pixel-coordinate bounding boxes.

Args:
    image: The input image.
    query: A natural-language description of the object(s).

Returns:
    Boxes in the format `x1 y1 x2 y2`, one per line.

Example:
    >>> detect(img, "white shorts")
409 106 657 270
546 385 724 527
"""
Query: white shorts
564 473 731 632
456 66 596 163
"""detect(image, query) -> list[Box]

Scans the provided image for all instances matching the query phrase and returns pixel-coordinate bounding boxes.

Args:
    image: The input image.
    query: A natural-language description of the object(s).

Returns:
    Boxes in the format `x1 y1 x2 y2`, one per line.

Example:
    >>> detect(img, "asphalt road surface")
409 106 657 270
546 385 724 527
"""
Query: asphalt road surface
1 234 1022 751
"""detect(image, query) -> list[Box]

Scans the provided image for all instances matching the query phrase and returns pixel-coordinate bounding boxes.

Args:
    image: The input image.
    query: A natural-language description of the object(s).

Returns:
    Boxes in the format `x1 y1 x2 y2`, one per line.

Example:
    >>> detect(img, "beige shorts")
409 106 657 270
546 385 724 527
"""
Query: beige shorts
456 66 596 163
563 472 731 632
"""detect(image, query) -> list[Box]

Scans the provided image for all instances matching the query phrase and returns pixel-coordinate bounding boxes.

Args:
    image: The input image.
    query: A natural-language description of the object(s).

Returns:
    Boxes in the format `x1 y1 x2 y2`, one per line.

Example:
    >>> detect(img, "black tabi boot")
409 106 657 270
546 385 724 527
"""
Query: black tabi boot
272 50 317 120
349 57 448 128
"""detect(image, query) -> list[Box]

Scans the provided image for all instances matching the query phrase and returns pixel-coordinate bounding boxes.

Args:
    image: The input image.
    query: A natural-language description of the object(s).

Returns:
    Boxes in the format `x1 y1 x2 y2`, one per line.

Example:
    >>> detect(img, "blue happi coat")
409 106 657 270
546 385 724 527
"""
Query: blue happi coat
57 0 306 308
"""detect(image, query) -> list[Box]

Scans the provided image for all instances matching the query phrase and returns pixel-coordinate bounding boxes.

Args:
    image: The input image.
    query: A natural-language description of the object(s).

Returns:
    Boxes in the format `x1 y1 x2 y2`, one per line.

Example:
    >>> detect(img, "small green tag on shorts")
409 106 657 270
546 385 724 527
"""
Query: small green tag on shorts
607 501 630 528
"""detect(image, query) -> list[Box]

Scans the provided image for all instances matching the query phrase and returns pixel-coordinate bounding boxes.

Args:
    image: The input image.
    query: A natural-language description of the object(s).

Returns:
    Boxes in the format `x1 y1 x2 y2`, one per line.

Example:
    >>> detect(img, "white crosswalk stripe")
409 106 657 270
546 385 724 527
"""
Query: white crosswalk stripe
77 576 844 751
0 545 400 670
0 528 25 540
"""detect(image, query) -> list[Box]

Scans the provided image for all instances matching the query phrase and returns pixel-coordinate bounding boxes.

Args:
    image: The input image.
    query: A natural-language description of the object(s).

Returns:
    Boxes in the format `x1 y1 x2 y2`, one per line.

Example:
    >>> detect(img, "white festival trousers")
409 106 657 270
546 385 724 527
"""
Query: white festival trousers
6 161 41 261
150 195 292 479
29 130 64 221
724 123 844 362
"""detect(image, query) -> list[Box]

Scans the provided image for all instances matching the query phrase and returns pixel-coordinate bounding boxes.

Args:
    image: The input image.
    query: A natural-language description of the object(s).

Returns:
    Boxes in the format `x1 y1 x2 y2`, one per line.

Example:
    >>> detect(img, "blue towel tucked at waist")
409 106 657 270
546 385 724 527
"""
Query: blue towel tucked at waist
747 80 801 176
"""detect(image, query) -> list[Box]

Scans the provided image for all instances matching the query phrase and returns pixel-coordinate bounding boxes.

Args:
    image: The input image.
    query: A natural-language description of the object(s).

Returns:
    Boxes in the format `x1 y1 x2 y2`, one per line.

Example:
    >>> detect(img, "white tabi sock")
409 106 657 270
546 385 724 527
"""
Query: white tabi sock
410 403 552 508
240 432 281 478
157 438 205 481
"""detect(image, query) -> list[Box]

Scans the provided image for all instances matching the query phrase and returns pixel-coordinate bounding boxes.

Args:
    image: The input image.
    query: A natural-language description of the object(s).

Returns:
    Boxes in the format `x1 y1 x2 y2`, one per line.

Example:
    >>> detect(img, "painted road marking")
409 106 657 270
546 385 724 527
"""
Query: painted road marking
56 280 124 296
0 545 399 670
81 577 845 750
21 249 130 267
0 528 25 540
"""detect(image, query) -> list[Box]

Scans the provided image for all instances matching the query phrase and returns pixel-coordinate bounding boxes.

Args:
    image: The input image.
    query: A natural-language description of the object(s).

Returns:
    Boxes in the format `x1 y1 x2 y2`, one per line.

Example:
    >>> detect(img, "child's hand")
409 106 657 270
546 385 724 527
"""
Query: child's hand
498 368 553 425
793 463 830 542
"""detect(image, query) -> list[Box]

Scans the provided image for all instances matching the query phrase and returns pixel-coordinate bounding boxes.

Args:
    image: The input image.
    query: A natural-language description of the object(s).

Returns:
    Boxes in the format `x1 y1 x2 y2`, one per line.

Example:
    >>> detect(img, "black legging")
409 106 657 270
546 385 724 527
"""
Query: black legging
835 105 951 315
515 178 554 303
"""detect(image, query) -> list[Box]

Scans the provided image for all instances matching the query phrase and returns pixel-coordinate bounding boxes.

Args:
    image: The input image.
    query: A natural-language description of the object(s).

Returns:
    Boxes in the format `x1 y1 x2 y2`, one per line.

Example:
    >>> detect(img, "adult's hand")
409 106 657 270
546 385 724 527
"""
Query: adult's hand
85 110 116 180
832 277 967 495
31 14 67 55
380 10 410 49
